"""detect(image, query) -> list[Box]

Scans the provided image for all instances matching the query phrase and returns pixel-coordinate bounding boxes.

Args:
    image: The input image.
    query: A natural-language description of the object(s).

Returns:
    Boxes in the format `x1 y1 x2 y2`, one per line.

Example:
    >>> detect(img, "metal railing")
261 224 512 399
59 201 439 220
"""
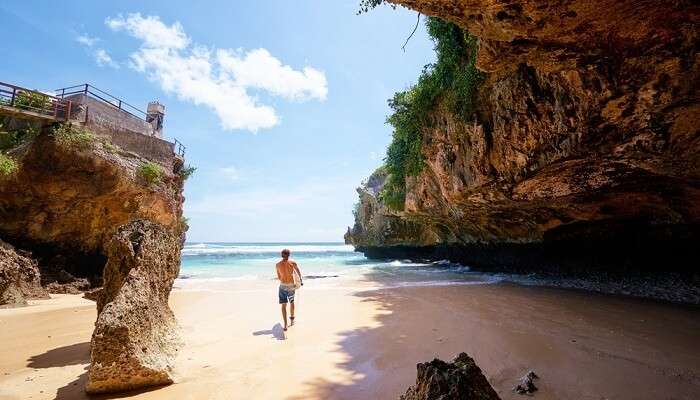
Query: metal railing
55 83 147 121
173 138 186 157
0 81 73 121
1 81 186 158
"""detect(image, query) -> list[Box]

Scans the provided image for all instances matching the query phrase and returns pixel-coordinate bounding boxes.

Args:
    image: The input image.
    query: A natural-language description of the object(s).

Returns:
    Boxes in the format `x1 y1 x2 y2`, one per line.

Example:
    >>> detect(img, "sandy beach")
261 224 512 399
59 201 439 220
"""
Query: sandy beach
1 280 699 400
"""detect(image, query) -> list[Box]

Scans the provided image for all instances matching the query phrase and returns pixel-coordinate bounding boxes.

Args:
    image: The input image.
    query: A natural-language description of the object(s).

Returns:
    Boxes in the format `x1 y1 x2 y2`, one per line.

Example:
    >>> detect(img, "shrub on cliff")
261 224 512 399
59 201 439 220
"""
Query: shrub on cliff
137 162 164 185
14 90 49 112
358 0 390 13
53 123 95 150
381 17 483 211
179 216 190 233
178 164 197 180
0 122 39 151
0 153 18 177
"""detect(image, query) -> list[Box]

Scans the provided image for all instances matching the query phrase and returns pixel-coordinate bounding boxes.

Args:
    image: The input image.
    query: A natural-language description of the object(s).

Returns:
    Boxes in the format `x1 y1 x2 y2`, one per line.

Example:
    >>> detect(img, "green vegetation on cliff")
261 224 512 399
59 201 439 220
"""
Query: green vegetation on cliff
178 164 197 180
358 0 389 14
0 121 39 151
381 17 482 211
137 162 165 185
53 123 96 150
0 153 18 177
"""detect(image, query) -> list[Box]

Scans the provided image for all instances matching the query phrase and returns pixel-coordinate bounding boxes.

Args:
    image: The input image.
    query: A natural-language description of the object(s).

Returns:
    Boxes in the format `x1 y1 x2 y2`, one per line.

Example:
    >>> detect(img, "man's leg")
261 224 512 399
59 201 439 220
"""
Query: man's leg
281 303 288 330
290 301 295 325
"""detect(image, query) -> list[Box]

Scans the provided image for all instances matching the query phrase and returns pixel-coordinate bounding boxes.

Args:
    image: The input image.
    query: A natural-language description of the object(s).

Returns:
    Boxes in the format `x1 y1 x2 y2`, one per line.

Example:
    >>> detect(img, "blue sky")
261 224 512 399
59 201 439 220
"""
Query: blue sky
1 1 434 242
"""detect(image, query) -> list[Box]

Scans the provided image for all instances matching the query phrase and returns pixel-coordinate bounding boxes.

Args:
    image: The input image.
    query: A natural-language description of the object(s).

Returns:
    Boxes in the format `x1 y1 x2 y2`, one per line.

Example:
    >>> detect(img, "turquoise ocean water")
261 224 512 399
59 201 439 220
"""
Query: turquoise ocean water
178 242 500 289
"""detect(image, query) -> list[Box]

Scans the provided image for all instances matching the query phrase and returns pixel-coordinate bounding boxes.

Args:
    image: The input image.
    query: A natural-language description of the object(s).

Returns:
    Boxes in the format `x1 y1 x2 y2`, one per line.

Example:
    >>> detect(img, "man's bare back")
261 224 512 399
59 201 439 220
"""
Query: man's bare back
276 259 298 285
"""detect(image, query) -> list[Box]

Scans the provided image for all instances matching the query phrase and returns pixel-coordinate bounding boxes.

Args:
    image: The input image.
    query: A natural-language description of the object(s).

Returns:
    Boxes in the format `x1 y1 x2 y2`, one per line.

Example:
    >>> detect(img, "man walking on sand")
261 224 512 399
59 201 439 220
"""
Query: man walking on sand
276 249 303 331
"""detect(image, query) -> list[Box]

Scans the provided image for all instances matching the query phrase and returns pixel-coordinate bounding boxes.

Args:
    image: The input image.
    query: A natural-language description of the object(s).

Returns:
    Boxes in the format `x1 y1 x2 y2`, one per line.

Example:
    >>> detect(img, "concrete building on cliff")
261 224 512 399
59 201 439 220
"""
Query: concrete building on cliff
0 81 185 168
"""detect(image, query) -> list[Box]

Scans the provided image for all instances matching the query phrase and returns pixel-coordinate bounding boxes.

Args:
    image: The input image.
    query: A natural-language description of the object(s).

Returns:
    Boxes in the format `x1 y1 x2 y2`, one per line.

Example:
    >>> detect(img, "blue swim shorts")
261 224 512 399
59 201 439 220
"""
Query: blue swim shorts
278 284 295 304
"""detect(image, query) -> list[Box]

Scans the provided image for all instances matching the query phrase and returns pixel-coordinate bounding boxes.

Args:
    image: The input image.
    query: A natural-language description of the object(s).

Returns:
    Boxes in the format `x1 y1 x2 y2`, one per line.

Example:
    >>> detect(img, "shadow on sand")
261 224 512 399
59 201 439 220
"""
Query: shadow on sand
283 281 700 400
27 342 169 399
54 369 170 400
252 322 286 340
27 342 91 368
284 290 400 400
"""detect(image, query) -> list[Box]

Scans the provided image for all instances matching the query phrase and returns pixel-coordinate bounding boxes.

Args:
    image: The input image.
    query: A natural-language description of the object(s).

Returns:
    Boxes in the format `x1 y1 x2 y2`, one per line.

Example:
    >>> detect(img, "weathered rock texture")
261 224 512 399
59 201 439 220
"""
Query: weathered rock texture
348 0 700 278
0 131 184 282
0 240 49 307
400 353 501 400
86 219 182 394
0 124 186 393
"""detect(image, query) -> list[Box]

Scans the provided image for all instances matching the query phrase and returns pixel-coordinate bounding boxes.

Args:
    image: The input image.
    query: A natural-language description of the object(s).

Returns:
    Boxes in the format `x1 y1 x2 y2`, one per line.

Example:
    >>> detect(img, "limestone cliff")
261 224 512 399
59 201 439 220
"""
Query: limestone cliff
0 130 185 282
347 0 700 275
87 220 181 394
0 123 186 392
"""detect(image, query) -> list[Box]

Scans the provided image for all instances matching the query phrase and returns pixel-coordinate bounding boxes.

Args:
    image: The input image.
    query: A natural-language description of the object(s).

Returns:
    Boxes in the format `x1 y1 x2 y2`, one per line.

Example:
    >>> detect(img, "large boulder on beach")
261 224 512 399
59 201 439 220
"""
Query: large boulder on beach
86 220 182 394
400 353 501 400
0 240 49 307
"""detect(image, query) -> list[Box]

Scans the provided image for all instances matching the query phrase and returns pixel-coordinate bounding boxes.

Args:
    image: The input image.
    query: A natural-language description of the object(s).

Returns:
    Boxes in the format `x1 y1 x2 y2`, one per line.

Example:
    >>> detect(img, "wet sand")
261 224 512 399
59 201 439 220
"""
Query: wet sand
0 282 698 399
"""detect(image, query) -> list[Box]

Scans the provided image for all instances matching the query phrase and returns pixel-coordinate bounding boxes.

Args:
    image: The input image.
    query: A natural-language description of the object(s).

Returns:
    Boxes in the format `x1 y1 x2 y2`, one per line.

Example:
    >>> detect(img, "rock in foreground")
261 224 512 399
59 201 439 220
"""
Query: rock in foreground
401 353 501 400
86 220 182 394
0 240 49 307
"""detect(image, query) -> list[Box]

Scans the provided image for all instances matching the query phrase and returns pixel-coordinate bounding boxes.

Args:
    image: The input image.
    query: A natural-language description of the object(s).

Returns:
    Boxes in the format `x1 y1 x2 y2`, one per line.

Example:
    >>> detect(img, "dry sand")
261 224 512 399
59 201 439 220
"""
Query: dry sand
0 282 698 400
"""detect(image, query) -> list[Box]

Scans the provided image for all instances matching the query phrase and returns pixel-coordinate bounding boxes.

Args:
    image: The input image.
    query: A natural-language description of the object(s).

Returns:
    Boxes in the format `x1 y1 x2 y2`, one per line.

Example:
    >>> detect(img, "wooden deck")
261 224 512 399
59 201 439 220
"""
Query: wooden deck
0 81 72 123
0 104 62 122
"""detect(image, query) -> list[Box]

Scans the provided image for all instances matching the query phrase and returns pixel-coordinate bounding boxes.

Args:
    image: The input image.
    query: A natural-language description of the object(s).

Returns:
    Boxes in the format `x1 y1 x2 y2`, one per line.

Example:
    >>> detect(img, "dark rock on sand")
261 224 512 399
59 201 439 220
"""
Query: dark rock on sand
83 287 102 302
0 240 49 307
86 220 182 394
400 352 500 400
46 277 91 295
513 371 539 395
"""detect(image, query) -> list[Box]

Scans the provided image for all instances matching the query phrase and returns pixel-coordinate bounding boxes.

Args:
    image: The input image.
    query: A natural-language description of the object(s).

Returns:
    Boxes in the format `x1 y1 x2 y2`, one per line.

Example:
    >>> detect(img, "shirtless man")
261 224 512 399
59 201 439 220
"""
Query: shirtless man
276 249 302 331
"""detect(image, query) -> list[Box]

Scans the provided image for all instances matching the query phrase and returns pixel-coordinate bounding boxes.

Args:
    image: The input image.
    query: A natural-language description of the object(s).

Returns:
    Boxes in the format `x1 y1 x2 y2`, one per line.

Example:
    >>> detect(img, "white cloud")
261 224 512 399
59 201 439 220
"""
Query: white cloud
369 151 378 160
76 34 99 47
105 13 327 132
94 49 119 69
76 34 119 69
217 49 327 101
106 14 189 50
220 166 240 181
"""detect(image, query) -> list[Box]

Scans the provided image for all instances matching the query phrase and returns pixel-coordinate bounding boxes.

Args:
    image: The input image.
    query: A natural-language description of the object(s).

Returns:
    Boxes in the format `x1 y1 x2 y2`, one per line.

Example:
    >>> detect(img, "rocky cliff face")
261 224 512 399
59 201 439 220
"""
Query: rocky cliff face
0 125 186 392
0 131 184 282
0 240 48 307
347 0 700 276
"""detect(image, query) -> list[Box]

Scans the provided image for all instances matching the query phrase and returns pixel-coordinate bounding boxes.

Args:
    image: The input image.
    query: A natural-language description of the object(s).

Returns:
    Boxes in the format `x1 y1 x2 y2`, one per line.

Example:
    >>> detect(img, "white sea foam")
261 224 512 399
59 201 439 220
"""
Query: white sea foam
182 243 354 256
176 274 260 282
368 277 503 290
388 260 430 267
179 243 499 290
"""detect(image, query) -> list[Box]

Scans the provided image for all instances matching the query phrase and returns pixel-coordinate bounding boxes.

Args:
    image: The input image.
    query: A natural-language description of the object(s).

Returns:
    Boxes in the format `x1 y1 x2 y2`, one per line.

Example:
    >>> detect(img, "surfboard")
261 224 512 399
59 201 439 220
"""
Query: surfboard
293 269 302 289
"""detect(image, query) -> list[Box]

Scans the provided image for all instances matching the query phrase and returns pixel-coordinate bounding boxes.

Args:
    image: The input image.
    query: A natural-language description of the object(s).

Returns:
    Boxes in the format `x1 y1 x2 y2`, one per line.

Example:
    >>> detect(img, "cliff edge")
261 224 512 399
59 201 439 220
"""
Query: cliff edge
347 1 700 284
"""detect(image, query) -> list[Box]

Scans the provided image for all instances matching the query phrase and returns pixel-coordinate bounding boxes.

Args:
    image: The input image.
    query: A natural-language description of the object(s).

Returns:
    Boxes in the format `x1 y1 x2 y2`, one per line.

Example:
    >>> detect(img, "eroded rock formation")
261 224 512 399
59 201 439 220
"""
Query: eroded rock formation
86 219 182 394
0 125 186 392
0 132 183 282
0 240 48 307
400 352 501 400
347 0 700 278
